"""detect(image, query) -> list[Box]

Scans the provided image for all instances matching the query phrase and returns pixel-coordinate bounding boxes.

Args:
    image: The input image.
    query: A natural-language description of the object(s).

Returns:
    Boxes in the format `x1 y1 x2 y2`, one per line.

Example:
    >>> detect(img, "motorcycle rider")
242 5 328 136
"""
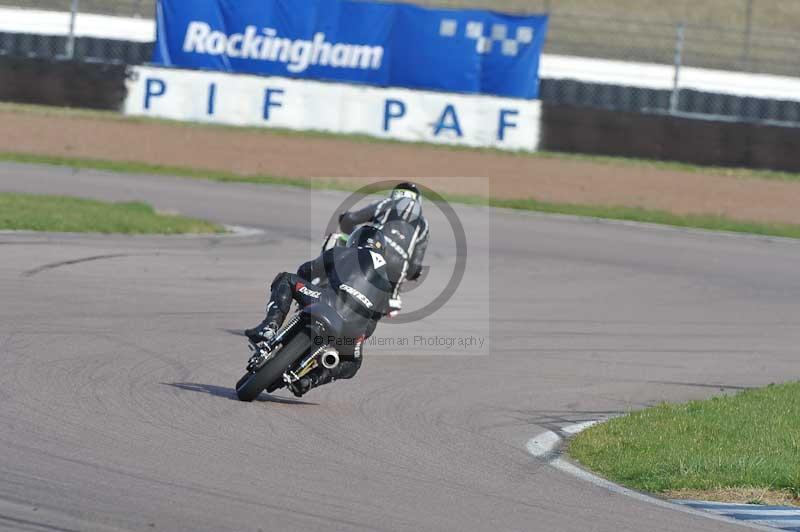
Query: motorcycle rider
338 182 429 306
245 225 392 397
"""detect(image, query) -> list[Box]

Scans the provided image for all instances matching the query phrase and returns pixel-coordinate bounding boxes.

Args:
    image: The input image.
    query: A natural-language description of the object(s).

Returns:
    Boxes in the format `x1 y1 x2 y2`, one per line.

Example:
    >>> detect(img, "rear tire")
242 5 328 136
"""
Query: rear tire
235 330 313 402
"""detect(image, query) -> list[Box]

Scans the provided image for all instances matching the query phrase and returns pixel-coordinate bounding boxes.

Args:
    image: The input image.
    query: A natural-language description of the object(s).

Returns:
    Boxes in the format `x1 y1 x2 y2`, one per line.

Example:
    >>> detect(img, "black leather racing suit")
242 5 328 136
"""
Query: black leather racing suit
339 197 429 297
262 247 392 383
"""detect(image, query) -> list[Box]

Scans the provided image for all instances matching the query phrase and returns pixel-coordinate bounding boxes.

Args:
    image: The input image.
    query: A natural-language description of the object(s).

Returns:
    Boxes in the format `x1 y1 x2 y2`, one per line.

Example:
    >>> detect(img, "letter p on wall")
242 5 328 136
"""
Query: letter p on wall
144 78 167 110
383 99 406 131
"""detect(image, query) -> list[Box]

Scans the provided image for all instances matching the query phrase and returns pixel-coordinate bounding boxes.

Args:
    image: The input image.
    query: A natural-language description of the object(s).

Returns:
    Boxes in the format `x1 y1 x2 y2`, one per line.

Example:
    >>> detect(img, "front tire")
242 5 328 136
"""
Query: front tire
235 330 313 402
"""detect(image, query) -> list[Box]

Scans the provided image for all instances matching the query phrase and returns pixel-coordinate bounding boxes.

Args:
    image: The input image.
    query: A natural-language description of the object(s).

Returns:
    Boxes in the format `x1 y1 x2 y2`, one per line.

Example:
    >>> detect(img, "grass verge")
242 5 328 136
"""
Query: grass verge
3 102 800 184
0 192 224 234
569 382 800 505
4 151 800 240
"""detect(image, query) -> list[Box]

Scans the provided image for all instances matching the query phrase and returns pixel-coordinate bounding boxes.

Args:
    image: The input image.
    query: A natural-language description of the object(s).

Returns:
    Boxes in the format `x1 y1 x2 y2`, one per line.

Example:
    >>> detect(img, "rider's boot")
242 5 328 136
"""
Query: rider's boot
289 366 332 397
245 319 279 344
246 279 293 345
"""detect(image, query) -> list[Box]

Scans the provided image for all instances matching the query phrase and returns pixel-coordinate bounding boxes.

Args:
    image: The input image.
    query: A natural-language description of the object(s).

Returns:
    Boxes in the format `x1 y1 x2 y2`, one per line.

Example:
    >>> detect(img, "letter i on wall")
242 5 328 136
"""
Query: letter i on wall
207 83 216 115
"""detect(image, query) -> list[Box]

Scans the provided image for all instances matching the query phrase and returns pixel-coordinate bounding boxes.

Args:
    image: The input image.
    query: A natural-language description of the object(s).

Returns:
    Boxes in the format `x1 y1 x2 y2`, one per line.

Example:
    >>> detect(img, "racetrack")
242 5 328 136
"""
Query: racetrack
1 162 799 531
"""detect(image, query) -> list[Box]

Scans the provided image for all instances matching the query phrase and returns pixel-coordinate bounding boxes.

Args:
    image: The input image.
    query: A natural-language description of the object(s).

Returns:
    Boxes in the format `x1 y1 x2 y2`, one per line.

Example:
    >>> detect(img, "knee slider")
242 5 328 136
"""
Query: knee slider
270 272 294 310
270 271 293 291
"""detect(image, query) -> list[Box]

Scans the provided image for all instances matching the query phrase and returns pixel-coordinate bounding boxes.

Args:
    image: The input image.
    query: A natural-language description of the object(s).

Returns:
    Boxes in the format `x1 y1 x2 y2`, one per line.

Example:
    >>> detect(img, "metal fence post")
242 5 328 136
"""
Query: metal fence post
65 0 79 59
669 22 685 115
742 0 754 69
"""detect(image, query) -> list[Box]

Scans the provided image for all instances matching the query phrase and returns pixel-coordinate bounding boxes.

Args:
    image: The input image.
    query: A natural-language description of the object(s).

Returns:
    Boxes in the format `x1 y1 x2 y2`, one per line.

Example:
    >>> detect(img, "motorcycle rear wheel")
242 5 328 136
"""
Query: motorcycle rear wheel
235 330 313 402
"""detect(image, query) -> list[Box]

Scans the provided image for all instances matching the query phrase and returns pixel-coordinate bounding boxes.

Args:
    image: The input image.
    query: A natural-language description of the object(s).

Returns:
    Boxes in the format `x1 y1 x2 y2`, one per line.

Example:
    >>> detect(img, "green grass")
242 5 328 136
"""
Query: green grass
4 104 800 238
569 382 800 496
4 151 800 240
485 198 800 239
0 192 224 234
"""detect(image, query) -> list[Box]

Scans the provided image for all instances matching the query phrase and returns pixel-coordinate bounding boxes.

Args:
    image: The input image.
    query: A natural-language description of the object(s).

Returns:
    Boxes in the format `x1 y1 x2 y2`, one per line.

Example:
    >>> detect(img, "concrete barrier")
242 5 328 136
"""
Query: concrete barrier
0 56 127 110
124 65 542 152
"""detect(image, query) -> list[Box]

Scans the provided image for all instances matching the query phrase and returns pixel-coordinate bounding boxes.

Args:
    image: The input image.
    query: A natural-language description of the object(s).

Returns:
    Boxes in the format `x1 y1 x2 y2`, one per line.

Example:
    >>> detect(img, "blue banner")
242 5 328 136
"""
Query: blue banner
153 0 548 99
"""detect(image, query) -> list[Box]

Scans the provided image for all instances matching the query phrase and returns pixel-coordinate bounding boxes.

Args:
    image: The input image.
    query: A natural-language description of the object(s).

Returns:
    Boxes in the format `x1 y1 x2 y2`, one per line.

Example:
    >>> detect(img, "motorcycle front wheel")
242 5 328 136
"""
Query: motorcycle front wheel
235 330 313 402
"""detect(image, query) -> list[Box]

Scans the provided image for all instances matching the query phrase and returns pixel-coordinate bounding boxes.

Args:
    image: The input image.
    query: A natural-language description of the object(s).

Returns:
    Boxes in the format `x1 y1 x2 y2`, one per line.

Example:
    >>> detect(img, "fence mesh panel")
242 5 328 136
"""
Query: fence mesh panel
1 0 152 17
1 0 799 123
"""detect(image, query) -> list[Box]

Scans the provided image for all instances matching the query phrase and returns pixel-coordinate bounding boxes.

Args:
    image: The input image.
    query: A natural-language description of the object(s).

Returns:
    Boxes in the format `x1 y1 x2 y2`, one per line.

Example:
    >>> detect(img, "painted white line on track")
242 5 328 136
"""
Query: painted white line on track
560 420 600 435
704 511 800 516
672 501 800 531
225 225 265 237
525 430 561 457
527 421 775 531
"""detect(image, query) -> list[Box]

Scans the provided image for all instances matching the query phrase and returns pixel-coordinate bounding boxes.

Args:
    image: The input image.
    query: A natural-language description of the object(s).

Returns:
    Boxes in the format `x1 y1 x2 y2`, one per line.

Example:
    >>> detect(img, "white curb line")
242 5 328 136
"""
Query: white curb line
224 225 265 237
527 420 774 531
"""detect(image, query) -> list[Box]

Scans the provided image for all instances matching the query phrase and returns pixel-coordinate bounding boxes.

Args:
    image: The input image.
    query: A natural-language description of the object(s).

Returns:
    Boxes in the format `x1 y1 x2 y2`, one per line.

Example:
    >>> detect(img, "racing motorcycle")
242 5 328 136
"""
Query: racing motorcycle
235 297 345 402
235 235 384 402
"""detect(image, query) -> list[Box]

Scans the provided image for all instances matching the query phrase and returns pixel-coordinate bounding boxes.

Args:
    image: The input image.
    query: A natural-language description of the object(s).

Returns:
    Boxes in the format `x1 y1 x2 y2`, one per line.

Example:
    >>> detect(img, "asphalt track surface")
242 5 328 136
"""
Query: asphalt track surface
1 162 799 532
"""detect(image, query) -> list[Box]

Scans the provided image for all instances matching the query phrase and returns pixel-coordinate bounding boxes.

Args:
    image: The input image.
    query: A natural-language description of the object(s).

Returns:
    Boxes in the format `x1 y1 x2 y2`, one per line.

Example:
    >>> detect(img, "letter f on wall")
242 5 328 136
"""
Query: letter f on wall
498 109 519 141
263 88 284 121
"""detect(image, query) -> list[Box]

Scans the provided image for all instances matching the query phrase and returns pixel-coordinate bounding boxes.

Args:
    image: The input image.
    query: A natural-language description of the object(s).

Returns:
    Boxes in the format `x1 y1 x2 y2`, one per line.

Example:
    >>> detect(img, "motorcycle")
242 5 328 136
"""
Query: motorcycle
235 237 386 402
235 296 345 402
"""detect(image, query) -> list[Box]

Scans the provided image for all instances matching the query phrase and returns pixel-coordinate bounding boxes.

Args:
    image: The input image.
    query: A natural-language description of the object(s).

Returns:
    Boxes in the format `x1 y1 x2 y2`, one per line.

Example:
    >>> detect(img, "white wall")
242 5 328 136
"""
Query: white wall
540 54 800 102
0 6 154 42
125 66 542 151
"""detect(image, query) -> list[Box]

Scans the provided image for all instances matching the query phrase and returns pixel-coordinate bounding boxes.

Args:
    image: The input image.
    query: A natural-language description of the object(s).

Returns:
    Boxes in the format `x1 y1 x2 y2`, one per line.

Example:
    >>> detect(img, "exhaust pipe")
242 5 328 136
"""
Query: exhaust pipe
320 347 340 369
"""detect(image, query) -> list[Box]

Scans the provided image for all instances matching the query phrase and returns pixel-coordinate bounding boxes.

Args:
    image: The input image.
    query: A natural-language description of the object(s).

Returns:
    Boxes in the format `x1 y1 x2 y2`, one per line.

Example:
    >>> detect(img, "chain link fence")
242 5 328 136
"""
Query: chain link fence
1 0 151 17
1 0 799 124
4 0 800 75
392 0 800 77
0 0 151 62
0 32 152 64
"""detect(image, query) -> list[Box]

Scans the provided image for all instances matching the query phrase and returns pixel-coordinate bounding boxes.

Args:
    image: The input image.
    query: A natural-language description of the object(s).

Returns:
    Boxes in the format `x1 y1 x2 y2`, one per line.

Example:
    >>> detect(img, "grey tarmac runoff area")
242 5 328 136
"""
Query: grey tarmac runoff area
1 162 799 532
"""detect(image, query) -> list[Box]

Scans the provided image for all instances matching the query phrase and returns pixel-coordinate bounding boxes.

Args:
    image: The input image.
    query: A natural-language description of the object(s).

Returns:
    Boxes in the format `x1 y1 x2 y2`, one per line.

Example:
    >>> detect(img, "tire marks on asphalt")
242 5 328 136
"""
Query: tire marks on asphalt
22 254 134 277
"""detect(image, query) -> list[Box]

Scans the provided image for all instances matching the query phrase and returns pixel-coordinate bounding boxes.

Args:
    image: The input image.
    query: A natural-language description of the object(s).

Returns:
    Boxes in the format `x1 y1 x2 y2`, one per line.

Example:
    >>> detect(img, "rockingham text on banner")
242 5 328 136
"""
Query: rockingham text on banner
153 0 548 99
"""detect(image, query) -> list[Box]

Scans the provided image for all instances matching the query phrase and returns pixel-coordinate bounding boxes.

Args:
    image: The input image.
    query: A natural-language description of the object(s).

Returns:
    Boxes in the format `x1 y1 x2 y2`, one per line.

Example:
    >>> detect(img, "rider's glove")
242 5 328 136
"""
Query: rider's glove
387 298 402 318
